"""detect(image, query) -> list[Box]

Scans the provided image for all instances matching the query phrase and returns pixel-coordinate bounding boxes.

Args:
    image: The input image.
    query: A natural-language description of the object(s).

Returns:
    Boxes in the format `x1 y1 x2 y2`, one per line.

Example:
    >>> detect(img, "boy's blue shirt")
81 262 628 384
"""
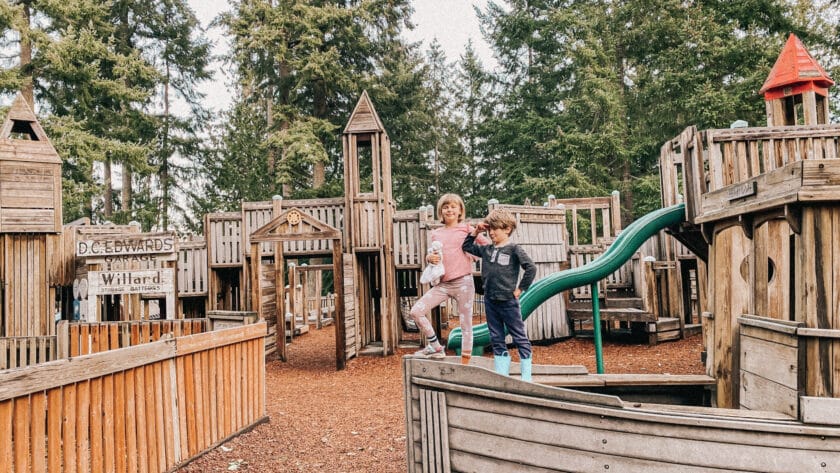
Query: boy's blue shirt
462 233 536 301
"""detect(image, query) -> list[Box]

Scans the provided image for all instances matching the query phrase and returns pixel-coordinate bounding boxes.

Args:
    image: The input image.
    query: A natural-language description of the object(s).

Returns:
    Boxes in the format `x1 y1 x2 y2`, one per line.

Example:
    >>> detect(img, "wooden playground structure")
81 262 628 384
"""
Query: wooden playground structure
0 60 772 471
403 34 840 471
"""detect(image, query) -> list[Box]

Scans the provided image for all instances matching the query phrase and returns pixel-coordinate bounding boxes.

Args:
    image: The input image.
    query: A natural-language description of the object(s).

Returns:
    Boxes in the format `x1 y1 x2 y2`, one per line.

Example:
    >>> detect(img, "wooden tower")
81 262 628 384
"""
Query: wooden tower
342 91 399 355
760 33 834 126
698 35 839 408
0 93 63 336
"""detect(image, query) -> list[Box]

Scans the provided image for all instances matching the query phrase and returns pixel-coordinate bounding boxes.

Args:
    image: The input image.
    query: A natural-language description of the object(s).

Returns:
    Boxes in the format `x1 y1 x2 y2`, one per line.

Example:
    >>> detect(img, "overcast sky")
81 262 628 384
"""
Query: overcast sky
188 0 496 113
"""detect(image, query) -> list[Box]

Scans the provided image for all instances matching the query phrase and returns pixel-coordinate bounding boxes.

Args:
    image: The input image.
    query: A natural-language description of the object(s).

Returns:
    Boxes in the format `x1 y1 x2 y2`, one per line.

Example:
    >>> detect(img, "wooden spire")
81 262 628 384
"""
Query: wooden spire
343 90 386 134
760 33 834 100
0 93 52 144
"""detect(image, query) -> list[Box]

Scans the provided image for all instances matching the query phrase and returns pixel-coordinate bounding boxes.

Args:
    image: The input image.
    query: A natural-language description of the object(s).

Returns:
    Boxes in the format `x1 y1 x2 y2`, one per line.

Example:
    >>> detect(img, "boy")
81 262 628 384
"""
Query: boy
463 209 537 381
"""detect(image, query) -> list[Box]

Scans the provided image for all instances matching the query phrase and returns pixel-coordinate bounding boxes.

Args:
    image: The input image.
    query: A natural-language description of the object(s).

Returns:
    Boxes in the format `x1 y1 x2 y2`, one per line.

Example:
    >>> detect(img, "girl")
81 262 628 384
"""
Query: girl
410 194 489 364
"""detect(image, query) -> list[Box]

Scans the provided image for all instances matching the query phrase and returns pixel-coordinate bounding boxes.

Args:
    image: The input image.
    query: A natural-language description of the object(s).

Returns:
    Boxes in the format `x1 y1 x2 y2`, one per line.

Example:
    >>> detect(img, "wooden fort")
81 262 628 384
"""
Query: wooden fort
403 34 840 472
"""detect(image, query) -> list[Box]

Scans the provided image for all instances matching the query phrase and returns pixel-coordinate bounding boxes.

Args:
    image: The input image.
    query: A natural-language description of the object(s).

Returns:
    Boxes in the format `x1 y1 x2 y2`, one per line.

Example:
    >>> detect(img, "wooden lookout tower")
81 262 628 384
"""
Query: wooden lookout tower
0 94 63 336
342 91 399 355
663 35 840 410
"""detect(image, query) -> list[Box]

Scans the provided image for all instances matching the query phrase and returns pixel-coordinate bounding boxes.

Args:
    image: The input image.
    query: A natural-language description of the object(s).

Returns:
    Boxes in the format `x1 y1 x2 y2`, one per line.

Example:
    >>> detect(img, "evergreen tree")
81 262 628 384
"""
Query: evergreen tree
477 0 823 219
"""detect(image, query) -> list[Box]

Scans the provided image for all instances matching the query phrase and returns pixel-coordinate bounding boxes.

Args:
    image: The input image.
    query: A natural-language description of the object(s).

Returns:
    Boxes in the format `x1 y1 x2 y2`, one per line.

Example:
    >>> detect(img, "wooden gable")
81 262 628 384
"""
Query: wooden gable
343 90 387 135
0 93 63 233
250 207 341 243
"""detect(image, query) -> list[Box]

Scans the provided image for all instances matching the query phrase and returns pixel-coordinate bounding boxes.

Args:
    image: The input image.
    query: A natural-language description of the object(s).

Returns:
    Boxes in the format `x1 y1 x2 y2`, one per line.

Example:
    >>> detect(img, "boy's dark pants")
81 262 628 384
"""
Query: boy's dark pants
485 298 532 359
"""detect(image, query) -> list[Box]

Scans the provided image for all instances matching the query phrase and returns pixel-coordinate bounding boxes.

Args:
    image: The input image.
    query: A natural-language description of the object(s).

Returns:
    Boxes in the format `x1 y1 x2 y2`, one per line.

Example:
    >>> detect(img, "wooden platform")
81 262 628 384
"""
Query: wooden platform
403 357 840 473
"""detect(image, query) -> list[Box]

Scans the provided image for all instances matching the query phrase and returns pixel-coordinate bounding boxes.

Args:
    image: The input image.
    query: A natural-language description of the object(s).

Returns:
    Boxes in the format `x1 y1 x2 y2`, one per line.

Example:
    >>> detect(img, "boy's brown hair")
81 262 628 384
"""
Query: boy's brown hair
484 208 516 233
436 193 466 223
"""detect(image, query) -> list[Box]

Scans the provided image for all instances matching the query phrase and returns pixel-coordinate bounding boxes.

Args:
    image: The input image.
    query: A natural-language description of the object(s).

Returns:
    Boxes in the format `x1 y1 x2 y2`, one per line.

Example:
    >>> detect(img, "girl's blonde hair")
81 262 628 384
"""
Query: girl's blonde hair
436 193 466 223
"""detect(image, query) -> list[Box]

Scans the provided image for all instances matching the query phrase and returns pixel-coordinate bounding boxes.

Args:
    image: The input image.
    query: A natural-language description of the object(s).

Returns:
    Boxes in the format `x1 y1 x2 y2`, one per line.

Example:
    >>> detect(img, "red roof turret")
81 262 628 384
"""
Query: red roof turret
760 33 834 100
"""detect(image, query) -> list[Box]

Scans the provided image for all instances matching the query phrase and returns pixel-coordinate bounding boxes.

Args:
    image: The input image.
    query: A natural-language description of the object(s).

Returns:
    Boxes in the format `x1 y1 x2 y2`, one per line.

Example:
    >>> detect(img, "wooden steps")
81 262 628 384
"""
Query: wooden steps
568 306 655 323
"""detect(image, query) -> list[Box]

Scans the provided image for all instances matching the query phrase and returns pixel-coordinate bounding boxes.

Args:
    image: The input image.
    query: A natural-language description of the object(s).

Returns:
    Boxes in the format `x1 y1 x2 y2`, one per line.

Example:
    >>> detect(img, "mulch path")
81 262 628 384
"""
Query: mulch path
178 322 705 472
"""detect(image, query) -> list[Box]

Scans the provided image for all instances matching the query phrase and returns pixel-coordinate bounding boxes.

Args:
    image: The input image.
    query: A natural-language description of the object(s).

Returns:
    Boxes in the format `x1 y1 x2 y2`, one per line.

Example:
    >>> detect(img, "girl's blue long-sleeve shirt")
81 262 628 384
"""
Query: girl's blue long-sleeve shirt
463 234 536 301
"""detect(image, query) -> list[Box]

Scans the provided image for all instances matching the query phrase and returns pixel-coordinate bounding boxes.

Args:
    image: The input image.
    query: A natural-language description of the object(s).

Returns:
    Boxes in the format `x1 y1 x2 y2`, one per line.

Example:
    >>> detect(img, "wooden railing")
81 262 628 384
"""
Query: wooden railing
57 319 209 358
0 336 57 370
663 124 840 223
178 237 208 297
552 193 621 246
0 322 266 473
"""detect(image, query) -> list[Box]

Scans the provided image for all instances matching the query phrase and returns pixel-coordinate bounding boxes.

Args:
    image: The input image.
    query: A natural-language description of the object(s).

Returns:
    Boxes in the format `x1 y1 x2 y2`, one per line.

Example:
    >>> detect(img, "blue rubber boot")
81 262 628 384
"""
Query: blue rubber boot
520 357 533 382
493 352 511 376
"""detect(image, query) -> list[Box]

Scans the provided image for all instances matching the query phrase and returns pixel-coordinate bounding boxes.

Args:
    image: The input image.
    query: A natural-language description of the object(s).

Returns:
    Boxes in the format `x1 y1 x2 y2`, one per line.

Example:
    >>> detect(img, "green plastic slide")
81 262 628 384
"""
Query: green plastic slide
446 204 686 354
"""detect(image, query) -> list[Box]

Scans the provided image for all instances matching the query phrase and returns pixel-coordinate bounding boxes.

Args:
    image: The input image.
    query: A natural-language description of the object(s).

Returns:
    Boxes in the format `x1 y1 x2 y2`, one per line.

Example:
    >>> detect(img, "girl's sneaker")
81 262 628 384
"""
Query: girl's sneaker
413 345 445 359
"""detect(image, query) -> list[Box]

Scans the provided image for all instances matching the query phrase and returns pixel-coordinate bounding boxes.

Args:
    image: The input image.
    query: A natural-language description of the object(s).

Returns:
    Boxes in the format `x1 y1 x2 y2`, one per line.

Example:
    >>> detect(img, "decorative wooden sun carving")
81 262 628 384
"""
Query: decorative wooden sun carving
287 210 302 226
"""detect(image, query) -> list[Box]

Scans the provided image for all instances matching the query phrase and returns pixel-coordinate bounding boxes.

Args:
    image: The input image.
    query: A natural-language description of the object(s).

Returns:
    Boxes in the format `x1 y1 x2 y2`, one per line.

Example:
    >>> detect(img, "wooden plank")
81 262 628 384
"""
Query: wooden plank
46 388 62 473
153 362 166 473
0 340 176 401
740 333 799 390
75 380 90 472
134 365 149 473
62 384 77 473
13 396 30 473
175 356 189 463
90 377 104 473
740 371 798 416
125 368 138 473
801 396 840 425
184 354 197 457
176 323 266 356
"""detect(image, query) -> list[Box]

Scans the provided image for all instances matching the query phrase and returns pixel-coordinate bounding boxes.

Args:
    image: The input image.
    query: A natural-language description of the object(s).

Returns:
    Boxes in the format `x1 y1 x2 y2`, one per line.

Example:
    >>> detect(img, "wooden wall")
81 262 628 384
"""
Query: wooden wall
1 234 52 337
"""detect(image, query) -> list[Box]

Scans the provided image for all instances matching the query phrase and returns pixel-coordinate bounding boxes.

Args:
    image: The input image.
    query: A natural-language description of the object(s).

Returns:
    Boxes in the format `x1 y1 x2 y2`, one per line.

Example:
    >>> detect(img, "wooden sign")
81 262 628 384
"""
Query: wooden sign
76 232 176 257
88 268 175 296
727 181 757 201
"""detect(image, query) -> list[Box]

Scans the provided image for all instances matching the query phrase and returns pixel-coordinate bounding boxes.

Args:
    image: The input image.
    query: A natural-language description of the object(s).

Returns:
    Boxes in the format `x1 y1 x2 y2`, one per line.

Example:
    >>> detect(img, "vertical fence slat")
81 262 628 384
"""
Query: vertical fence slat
176 355 188 462
75 380 90 473
90 377 103 473
162 360 176 467
0 400 11 473
31 392 46 473
63 384 77 473
47 388 62 473
134 366 148 473
103 374 116 473
13 397 30 473
208 347 219 444
125 369 138 473
153 362 166 473
114 371 128 473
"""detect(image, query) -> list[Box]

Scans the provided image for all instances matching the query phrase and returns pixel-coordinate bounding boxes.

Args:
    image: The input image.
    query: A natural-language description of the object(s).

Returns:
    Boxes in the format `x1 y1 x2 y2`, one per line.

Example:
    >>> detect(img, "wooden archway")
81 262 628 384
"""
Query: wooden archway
249 207 346 370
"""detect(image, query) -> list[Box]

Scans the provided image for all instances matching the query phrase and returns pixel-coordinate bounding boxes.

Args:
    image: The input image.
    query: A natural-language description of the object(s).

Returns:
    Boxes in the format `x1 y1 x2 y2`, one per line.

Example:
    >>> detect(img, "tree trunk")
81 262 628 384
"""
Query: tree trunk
160 65 171 229
313 78 327 189
19 1 33 107
104 157 113 217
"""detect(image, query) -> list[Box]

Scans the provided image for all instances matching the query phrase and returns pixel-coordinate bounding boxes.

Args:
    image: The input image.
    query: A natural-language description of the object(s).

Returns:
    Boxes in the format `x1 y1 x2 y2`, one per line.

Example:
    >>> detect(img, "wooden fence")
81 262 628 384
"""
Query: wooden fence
0 336 57 370
56 319 209 358
0 322 266 473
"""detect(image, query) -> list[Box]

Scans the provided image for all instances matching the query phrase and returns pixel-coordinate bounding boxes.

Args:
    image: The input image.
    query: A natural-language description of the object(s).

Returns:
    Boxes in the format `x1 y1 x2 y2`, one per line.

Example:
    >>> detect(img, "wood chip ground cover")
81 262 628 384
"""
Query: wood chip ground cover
178 323 704 472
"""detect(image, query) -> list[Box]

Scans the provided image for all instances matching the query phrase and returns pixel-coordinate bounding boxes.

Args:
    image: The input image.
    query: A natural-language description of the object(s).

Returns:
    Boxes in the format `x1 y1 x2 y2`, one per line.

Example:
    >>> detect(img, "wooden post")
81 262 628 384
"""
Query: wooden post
274 241 286 362
711 223 751 407
333 244 346 370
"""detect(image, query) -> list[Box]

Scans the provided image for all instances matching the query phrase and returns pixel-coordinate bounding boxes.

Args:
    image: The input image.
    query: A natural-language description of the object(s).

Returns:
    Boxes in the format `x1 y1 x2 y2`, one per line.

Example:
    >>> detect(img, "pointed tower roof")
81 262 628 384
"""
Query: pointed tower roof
1 94 53 144
343 90 387 135
0 93 61 164
760 34 834 99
